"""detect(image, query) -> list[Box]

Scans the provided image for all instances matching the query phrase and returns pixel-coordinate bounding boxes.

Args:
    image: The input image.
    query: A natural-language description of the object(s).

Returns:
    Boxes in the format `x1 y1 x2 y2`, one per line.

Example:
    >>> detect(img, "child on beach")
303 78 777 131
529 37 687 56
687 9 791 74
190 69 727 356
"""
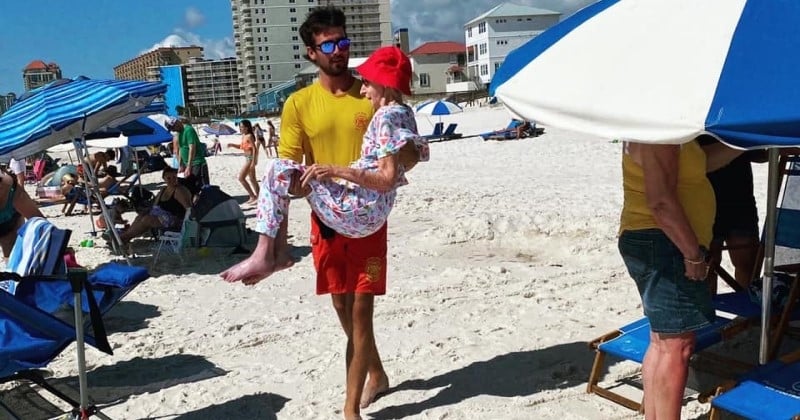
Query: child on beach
221 46 429 284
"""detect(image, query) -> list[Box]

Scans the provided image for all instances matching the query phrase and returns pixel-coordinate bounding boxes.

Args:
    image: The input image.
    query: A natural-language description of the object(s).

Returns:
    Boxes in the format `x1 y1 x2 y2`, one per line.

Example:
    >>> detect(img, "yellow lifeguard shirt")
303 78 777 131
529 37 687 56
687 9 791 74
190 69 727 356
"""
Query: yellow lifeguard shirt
619 140 715 247
278 80 374 166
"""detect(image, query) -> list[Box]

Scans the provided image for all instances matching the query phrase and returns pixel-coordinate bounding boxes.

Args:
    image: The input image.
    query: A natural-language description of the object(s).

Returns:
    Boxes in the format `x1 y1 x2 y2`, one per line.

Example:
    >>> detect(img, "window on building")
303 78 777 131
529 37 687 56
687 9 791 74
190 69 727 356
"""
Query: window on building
289 0 295 3
293 45 300 50
291 26 298 31
290 17 297 22
292 35 298 41
467 27 472 37
294 54 300 59
289 7 296 12
295 63 302 68
419 73 430 87
261 74 265 80
268 74 272 80
260 65 264 70
495 62 502 71
478 22 486 33
480 64 488 75
479 43 487 55
267 65 271 70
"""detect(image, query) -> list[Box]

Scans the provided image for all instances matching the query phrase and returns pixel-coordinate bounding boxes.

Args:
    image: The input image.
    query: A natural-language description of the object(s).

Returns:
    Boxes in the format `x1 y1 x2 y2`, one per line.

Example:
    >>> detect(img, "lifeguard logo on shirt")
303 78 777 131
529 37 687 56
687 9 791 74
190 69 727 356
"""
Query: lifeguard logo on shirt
354 112 369 131
364 257 382 282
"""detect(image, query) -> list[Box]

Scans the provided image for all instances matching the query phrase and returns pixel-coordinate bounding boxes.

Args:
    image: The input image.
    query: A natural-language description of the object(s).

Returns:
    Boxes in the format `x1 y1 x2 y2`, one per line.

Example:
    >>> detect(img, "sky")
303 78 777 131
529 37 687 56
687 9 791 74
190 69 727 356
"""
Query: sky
0 0 594 96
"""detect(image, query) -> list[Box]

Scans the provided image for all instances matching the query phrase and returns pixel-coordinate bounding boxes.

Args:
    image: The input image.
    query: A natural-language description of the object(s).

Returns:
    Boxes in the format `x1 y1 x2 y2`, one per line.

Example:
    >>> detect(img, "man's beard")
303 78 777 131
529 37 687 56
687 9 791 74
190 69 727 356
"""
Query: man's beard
317 56 349 77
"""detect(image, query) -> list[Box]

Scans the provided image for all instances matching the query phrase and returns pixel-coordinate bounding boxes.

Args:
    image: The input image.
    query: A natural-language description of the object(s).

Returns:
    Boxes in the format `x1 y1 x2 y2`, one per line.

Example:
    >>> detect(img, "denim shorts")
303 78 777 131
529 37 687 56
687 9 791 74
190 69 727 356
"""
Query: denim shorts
618 229 715 334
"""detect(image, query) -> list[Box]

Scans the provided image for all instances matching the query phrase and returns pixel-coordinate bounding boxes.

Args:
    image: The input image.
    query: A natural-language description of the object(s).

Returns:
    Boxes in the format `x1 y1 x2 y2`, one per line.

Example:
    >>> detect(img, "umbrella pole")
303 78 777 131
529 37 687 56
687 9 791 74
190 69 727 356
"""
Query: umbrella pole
759 148 780 365
73 141 131 264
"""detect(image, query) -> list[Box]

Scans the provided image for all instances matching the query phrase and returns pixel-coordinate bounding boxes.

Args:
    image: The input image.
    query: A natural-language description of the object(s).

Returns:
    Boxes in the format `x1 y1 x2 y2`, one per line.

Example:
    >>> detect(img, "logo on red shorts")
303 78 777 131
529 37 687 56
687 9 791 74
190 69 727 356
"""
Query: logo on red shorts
364 257 382 282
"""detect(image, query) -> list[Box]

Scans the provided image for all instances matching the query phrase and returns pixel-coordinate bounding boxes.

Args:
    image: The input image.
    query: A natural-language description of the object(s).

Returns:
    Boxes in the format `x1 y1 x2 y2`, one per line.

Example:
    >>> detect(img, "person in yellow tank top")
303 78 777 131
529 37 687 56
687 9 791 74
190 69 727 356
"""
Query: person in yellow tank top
618 136 743 419
219 7 388 420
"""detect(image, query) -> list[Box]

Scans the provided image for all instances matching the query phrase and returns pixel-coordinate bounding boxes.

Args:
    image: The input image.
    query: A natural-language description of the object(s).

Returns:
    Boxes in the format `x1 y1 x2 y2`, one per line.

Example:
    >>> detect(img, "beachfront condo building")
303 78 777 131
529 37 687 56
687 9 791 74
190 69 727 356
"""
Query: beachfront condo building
0 93 16 115
184 57 242 117
231 0 392 112
22 60 62 91
113 47 204 81
464 3 560 87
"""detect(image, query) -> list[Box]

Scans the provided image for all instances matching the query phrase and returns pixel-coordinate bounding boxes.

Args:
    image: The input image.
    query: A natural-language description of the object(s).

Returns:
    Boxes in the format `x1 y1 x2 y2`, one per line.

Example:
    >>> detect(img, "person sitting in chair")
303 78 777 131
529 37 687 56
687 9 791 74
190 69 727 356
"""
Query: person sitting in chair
119 167 192 245
0 170 45 257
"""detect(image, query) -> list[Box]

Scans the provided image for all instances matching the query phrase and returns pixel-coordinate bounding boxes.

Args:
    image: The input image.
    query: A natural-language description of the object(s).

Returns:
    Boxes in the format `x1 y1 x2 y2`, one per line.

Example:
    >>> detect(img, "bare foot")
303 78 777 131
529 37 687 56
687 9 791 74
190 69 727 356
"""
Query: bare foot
360 374 390 409
343 414 363 420
220 254 275 285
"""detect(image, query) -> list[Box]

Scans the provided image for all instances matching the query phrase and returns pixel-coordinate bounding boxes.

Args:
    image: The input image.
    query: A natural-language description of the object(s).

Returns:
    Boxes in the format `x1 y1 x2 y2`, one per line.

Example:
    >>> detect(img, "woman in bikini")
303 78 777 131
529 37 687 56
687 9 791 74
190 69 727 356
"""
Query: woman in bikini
118 167 192 245
0 170 45 257
227 119 260 205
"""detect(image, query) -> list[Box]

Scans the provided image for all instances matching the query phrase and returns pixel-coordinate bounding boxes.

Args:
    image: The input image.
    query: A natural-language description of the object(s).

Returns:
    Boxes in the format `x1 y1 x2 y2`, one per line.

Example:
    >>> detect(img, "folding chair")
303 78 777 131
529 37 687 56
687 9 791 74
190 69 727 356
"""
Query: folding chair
422 122 444 140
587 154 800 412
0 221 150 419
709 350 800 419
439 123 463 141
152 211 194 265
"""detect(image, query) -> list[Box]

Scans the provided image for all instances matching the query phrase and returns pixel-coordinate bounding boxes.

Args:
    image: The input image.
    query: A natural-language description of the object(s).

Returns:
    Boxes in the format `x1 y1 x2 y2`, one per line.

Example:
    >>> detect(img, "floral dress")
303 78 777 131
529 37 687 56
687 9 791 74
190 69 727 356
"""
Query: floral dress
255 104 429 238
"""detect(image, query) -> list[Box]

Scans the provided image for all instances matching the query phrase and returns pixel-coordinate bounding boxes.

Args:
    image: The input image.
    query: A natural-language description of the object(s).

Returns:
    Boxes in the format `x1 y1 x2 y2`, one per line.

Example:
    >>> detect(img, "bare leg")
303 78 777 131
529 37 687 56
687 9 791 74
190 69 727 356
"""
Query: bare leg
247 163 260 199
220 233 277 284
642 331 695 420
238 160 257 202
334 294 389 418
726 234 759 289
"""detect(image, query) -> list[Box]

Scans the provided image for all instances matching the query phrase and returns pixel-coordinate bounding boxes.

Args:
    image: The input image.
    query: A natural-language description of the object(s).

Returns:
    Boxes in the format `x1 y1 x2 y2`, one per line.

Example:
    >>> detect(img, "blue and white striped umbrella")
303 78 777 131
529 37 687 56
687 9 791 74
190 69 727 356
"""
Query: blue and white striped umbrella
490 0 800 149
0 77 166 158
415 100 463 117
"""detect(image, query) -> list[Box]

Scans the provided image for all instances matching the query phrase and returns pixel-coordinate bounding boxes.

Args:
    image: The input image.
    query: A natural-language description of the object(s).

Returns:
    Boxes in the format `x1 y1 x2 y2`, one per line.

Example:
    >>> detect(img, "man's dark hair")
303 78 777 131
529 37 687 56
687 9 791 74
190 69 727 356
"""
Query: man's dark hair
300 6 347 60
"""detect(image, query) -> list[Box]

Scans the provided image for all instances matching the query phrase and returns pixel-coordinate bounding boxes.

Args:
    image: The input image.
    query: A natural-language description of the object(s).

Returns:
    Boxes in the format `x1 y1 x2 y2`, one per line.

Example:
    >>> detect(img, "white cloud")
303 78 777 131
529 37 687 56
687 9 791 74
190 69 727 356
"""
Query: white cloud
185 7 205 28
142 29 235 59
391 0 595 47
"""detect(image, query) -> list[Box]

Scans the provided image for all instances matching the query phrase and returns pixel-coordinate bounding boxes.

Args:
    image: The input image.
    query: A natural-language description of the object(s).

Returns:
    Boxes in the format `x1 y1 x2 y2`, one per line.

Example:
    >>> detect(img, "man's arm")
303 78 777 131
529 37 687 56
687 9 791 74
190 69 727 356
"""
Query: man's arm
278 96 306 162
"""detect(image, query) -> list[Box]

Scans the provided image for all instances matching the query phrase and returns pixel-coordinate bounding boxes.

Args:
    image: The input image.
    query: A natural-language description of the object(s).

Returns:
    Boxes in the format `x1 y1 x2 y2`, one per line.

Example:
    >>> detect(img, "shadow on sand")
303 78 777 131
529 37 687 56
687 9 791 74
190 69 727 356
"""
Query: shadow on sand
369 341 596 419
168 392 290 420
1 353 226 420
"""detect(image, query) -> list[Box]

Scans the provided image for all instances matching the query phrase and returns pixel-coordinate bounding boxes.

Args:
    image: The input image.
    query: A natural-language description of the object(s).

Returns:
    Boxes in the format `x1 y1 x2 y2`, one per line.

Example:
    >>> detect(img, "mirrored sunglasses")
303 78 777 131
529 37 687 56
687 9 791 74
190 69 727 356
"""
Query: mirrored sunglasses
316 37 350 54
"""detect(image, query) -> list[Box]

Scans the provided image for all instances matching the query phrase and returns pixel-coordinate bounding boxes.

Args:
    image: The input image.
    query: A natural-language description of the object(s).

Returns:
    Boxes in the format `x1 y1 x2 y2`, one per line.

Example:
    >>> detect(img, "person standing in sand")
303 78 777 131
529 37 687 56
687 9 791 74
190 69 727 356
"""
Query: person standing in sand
227 119 260 205
221 7 390 420
618 136 743 419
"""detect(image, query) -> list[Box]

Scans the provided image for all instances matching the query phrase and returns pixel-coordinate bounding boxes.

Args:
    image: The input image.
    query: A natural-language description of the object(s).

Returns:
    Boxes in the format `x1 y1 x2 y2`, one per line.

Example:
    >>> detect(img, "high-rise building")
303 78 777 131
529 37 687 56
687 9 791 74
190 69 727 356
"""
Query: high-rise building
113 46 203 81
22 60 62 91
0 93 17 115
184 57 241 117
231 0 392 111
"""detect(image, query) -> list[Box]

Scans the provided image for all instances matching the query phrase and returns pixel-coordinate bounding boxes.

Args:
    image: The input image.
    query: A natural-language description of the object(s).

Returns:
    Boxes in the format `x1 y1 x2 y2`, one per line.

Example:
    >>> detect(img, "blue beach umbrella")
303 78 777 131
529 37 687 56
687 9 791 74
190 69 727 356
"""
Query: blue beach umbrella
415 100 463 117
490 0 800 363
0 77 166 158
202 122 237 136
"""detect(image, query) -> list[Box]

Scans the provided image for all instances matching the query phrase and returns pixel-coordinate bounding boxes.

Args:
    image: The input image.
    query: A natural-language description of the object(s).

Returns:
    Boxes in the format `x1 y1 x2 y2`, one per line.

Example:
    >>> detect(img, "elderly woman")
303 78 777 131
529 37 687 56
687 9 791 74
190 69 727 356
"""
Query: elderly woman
618 136 743 419
119 167 192 244
0 170 45 257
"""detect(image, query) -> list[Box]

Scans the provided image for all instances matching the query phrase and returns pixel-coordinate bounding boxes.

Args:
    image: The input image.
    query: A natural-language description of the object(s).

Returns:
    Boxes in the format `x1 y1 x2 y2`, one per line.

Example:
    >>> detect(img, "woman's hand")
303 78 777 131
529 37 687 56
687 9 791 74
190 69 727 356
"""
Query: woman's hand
300 164 338 188
684 251 710 281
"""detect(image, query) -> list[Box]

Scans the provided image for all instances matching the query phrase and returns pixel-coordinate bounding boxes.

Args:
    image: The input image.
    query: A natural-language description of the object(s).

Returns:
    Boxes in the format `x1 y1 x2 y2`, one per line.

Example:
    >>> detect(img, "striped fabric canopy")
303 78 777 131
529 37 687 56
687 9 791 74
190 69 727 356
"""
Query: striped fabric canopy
0 77 166 158
490 0 800 149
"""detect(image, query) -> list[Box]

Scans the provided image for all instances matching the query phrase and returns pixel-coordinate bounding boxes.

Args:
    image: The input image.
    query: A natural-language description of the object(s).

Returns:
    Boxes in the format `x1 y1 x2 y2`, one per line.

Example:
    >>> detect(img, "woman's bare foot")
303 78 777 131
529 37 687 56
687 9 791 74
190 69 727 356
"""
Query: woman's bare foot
360 374 390 408
220 254 276 285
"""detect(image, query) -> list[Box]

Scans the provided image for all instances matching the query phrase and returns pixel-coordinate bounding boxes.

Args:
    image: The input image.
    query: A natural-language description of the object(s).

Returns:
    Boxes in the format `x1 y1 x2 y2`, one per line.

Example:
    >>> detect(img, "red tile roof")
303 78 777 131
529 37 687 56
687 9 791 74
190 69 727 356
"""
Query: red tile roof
25 60 48 71
409 41 466 56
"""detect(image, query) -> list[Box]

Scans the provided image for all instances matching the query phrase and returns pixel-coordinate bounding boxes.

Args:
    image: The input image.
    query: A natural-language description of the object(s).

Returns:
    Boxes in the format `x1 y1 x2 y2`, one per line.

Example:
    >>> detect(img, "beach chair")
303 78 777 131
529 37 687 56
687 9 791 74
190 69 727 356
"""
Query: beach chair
438 123 463 141
152 211 194 265
423 122 444 140
708 349 800 419
587 155 800 412
0 221 150 418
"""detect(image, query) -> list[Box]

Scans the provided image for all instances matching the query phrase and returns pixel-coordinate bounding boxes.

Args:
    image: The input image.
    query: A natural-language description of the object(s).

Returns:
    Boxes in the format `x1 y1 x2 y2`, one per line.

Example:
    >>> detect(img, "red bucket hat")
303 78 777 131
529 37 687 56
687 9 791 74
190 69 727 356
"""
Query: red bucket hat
356 46 412 95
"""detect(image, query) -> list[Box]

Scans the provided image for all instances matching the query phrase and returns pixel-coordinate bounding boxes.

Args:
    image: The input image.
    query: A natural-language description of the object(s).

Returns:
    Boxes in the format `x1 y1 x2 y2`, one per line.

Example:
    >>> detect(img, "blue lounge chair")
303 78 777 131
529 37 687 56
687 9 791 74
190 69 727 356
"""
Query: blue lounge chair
709 350 800 419
438 123 463 141
0 219 150 419
587 155 800 413
423 122 444 140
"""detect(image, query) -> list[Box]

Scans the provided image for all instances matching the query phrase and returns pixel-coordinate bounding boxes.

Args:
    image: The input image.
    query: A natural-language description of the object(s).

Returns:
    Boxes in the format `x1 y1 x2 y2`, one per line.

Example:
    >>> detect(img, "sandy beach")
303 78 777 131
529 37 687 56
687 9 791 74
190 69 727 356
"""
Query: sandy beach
1 105 777 419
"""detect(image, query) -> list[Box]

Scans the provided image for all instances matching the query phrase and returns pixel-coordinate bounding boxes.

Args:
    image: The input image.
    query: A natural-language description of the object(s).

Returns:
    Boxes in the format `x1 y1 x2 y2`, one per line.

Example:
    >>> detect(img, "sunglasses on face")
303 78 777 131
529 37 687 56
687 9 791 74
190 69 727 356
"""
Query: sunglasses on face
316 37 350 54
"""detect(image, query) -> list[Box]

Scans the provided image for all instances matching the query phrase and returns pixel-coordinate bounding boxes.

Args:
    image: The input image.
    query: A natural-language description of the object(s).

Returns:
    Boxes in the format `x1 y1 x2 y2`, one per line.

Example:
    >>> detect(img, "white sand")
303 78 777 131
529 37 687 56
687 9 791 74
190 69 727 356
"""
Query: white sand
2 105 775 419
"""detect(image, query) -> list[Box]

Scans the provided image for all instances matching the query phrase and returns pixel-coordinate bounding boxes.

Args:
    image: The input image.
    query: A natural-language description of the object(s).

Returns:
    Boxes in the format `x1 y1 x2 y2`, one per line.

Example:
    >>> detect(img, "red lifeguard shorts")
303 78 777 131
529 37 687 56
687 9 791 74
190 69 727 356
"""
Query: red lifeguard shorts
310 213 387 295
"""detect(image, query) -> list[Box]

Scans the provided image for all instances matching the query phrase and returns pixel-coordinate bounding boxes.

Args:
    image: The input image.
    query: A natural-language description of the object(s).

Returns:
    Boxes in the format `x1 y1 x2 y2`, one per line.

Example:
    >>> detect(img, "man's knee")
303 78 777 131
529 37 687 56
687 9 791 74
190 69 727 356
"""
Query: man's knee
651 332 695 359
